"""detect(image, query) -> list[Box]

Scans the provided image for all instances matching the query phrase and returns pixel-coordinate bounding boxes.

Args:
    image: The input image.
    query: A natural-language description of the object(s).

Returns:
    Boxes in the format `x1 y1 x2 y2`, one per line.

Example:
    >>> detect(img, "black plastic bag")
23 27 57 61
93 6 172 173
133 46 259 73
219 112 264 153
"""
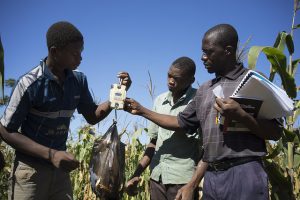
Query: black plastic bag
89 121 125 200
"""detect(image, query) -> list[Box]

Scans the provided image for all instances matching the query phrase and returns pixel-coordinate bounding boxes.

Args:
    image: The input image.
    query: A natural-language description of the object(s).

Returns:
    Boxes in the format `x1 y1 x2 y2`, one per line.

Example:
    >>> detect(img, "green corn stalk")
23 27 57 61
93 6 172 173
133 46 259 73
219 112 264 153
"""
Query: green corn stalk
68 125 97 200
68 124 151 200
0 143 14 199
247 0 300 198
123 127 150 200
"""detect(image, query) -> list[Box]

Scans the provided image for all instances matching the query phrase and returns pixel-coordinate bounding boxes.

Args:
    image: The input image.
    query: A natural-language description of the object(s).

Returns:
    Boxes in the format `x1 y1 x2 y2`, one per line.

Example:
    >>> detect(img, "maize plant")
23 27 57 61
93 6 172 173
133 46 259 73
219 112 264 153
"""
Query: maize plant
0 143 14 200
68 124 150 200
123 127 150 200
68 125 97 200
247 0 300 199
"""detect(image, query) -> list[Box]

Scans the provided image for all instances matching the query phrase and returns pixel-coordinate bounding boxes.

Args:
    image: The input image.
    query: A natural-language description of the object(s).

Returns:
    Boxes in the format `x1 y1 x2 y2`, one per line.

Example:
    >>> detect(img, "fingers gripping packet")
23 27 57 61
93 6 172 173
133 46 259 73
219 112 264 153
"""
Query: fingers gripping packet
89 121 125 200
110 84 126 110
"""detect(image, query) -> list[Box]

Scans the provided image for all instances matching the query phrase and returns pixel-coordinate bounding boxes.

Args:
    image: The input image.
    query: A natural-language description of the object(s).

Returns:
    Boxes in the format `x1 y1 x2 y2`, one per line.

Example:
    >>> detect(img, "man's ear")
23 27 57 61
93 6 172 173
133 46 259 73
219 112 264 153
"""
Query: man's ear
224 46 234 56
49 46 58 57
49 46 61 62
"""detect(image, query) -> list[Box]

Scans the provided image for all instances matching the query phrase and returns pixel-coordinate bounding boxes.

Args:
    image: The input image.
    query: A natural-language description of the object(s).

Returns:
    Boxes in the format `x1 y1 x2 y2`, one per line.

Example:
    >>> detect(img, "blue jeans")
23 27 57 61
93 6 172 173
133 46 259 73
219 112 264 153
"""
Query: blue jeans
203 161 269 200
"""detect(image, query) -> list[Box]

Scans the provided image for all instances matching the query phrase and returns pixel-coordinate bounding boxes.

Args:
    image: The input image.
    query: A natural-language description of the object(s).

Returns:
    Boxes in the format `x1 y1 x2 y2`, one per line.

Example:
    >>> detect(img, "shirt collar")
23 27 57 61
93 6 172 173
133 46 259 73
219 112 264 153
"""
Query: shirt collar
211 63 247 86
163 86 194 105
41 58 75 81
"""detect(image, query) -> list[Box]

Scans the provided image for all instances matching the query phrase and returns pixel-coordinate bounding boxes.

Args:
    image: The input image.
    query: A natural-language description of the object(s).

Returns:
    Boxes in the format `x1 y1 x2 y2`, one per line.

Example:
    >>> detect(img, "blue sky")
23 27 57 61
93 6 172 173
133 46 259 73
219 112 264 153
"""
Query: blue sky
1 0 299 143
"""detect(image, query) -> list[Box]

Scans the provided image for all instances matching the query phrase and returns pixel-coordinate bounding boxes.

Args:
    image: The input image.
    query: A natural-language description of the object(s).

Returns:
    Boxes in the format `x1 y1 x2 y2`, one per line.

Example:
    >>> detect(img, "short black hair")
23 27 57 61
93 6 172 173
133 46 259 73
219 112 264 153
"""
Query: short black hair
171 56 196 76
204 24 238 51
46 21 83 50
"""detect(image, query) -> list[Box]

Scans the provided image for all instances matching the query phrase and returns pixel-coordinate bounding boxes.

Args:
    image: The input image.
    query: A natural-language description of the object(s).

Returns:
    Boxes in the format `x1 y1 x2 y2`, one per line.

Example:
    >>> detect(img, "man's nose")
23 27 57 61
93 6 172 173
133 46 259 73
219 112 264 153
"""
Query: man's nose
168 78 175 84
201 53 207 61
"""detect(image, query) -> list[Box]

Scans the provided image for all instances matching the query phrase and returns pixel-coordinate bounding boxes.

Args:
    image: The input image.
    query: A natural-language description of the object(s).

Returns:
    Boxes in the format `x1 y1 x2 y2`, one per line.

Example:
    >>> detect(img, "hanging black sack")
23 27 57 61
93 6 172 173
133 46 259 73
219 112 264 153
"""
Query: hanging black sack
89 121 125 200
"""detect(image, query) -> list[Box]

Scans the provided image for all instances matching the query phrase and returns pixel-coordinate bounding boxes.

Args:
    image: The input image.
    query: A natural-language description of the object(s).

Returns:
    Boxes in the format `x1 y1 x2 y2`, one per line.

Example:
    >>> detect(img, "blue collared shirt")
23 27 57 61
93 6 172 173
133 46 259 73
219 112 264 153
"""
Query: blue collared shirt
1 59 97 150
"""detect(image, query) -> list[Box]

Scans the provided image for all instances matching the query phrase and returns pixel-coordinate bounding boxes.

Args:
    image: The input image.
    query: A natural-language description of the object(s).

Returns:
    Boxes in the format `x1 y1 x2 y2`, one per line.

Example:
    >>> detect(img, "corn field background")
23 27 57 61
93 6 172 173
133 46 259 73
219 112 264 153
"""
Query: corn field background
0 122 152 200
67 124 151 200
1 1 300 199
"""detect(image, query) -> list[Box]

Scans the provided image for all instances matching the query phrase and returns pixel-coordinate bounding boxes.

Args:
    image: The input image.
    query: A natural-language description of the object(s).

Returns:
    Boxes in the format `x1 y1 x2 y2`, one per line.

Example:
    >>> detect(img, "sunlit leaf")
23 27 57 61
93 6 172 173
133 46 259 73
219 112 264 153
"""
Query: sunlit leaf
294 152 300 168
273 32 287 52
265 56 296 98
286 34 294 55
293 24 300 29
283 128 299 144
264 159 291 186
132 128 145 139
266 140 284 159
248 46 264 70
79 148 86 162
294 100 300 122
269 71 276 82
292 59 300 77
248 46 297 98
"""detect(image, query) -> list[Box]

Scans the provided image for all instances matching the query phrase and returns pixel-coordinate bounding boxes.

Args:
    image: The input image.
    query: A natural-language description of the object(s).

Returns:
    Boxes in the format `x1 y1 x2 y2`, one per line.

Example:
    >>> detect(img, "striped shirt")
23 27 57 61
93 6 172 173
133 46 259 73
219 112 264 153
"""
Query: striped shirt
1 59 97 150
178 64 268 162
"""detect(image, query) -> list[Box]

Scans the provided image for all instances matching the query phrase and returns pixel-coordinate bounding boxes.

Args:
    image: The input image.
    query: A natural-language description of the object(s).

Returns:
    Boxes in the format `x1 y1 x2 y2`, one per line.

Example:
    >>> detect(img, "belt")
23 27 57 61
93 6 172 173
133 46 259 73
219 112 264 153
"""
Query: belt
207 156 262 171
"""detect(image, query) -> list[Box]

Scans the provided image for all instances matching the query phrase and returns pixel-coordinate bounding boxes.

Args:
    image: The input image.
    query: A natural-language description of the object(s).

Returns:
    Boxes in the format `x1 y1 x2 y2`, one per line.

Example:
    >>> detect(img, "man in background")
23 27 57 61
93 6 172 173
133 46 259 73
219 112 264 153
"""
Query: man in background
126 57 202 200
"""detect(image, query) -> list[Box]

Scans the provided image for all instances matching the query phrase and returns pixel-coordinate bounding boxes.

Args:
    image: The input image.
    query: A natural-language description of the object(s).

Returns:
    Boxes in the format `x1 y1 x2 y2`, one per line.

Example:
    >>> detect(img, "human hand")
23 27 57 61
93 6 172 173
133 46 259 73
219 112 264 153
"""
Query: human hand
175 183 194 200
125 176 141 196
214 97 247 122
117 72 132 91
50 150 79 172
124 98 144 115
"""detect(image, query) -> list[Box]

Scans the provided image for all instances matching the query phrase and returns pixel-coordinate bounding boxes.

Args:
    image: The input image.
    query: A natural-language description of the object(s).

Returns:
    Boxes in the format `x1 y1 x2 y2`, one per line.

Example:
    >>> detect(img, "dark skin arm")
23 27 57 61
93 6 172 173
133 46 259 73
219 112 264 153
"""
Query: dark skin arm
214 98 282 140
126 138 156 196
124 98 182 131
175 160 208 200
83 100 112 125
0 123 79 171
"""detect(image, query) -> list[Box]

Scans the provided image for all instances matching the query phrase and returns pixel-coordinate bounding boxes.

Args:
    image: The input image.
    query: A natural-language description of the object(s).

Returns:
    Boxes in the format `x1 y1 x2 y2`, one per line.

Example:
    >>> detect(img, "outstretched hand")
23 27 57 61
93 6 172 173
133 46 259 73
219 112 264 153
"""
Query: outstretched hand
117 72 132 91
124 98 144 115
125 176 141 196
50 150 79 172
